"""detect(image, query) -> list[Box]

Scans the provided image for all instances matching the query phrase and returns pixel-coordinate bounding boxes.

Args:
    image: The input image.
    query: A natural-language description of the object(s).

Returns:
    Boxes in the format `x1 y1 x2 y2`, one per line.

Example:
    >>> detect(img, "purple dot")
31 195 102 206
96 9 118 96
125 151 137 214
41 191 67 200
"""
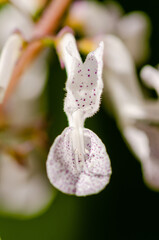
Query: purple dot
82 105 85 107
91 83 93 85
83 99 85 101
76 99 78 102
89 96 91 98
88 74 90 77
88 69 90 71
80 85 83 88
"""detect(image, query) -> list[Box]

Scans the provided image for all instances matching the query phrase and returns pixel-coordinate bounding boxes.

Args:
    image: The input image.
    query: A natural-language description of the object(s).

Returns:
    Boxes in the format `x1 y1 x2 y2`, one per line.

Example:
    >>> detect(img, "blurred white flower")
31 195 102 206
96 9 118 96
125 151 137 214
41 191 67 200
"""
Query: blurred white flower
0 4 33 45
140 65 159 96
0 32 23 103
103 34 159 191
0 151 54 217
0 3 48 103
67 1 151 65
47 33 111 196
10 0 47 16
0 3 53 216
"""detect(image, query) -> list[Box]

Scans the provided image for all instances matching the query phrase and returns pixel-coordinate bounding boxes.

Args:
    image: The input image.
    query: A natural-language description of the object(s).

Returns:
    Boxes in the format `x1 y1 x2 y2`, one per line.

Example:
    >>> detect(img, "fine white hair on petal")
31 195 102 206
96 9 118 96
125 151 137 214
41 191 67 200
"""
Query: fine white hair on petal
46 127 111 196
0 33 24 103
63 38 104 121
140 65 159 95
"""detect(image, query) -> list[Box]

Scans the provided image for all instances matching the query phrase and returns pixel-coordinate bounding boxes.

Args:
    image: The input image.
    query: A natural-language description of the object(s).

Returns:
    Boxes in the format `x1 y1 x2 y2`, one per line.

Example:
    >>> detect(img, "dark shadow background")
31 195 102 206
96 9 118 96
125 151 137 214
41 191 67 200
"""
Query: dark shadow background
0 0 159 239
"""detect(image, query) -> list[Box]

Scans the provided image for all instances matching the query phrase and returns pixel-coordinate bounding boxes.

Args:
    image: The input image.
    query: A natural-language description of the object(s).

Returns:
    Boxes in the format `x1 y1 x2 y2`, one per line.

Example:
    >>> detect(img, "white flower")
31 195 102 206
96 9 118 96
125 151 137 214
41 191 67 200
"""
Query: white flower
67 1 151 65
140 65 159 96
0 151 54 218
10 0 47 16
0 33 23 103
102 34 159 191
46 33 111 196
0 4 53 216
0 4 47 103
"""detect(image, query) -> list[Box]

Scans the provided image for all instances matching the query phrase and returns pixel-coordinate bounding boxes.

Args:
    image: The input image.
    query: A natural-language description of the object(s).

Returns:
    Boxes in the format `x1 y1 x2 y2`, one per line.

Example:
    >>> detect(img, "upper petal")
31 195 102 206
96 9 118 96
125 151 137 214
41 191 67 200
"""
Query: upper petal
62 37 104 120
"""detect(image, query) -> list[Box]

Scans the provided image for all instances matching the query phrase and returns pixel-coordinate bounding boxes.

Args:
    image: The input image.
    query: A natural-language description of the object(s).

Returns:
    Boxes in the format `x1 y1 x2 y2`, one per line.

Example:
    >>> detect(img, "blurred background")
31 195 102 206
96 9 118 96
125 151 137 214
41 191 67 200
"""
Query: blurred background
0 0 159 239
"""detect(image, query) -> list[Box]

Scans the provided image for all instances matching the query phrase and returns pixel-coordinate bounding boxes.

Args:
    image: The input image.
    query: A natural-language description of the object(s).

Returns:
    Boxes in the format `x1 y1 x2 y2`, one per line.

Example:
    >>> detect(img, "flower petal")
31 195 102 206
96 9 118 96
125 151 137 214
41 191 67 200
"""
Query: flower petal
0 152 55 217
124 122 159 191
0 33 24 103
58 32 82 78
140 65 159 95
66 1 123 37
46 127 111 196
62 37 104 120
117 12 151 65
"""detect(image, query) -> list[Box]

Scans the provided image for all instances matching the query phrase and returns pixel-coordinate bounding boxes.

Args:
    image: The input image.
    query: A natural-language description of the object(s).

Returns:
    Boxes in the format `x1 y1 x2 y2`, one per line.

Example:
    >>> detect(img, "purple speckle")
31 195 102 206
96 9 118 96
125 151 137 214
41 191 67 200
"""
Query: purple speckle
88 74 90 77
91 83 93 85
88 69 90 71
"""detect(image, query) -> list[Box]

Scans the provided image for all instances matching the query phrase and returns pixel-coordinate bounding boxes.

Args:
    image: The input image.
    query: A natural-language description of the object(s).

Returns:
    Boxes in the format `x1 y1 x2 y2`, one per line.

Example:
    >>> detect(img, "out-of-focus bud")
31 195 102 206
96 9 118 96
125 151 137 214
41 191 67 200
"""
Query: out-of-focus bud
117 12 151 65
140 65 159 96
10 0 48 16
0 4 33 45
0 33 24 103
66 1 123 36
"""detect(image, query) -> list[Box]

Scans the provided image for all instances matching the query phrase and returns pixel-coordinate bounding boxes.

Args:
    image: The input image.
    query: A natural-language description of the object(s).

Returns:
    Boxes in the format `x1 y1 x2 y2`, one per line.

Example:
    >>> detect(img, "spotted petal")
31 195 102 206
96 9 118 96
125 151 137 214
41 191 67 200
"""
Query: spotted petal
46 127 111 196
59 33 104 121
